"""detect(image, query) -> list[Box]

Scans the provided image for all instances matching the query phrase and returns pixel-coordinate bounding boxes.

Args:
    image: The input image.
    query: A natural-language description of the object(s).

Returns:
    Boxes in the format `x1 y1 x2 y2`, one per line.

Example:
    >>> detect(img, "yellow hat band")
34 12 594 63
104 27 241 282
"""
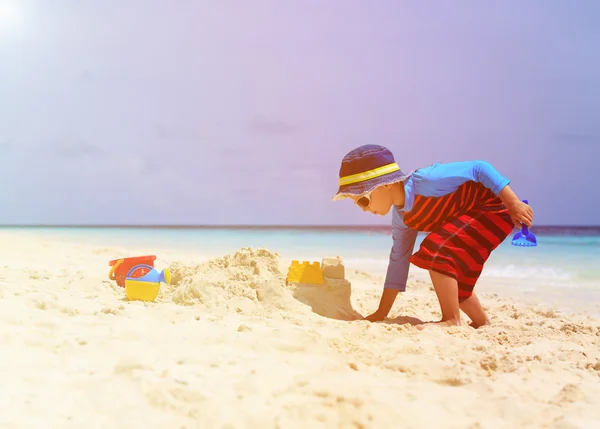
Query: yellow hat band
338 162 401 186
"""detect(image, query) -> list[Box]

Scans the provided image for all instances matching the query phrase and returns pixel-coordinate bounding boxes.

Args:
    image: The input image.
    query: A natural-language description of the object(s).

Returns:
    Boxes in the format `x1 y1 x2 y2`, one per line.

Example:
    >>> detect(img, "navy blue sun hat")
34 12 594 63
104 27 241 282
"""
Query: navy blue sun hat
332 144 410 200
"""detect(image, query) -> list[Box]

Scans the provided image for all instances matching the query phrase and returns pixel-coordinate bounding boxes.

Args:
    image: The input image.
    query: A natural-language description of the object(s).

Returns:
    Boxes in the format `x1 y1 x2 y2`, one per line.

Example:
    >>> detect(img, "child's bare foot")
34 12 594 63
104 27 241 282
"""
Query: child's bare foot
460 293 490 329
469 318 491 329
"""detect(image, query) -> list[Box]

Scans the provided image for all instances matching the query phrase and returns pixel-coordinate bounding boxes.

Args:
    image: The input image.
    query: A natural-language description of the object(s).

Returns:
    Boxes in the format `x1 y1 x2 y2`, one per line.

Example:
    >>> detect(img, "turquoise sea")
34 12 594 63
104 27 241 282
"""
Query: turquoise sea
4 226 600 315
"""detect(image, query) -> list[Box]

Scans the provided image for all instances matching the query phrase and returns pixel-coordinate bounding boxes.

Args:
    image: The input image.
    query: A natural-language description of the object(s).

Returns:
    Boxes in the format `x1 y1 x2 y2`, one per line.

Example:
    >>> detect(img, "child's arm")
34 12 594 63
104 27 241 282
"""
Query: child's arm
365 209 417 321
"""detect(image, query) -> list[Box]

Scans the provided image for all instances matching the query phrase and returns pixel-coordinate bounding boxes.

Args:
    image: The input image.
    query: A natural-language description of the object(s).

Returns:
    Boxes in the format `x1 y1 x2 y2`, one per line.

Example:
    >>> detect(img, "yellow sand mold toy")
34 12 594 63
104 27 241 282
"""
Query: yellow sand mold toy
124 264 171 302
286 260 324 285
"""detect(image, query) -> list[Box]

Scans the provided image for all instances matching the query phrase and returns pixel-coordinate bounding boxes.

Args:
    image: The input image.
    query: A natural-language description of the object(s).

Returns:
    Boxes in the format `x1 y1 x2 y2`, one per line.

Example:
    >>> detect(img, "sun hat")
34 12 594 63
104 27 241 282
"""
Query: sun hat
332 144 410 201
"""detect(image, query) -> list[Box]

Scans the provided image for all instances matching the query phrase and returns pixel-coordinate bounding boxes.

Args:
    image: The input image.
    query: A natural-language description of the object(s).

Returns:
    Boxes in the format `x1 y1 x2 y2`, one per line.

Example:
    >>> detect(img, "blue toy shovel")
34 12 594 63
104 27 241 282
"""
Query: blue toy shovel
511 200 537 247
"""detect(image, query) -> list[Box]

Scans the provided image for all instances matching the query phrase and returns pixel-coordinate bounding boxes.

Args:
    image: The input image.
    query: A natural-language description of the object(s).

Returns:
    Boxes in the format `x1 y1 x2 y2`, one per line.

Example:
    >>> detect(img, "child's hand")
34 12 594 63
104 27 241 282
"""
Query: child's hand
498 186 534 228
364 310 386 322
507 200 534 228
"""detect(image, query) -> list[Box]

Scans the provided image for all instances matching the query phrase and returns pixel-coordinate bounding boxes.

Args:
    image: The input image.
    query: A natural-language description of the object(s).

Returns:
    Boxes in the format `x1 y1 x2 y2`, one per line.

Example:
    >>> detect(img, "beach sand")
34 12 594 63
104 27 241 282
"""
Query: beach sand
1 231 599 429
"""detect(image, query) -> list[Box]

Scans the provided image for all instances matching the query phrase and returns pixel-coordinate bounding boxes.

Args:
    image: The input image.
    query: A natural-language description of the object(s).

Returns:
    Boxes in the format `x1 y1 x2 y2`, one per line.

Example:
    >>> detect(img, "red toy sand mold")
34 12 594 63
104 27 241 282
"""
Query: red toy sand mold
108 255 156 287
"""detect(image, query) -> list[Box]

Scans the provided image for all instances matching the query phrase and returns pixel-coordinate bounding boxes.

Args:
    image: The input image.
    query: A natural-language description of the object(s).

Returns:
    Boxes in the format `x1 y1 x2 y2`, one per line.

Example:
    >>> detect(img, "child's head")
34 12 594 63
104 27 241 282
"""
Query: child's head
332 144 409 216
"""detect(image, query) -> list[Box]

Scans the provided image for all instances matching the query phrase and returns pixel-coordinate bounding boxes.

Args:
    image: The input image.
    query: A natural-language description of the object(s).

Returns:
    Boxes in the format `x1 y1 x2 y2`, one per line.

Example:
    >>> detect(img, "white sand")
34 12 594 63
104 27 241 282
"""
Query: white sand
1 231 599 429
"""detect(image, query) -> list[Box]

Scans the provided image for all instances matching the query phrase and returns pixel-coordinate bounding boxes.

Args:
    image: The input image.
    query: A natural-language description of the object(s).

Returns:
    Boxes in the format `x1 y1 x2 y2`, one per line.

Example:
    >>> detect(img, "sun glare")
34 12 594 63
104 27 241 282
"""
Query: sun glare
0 1 23 37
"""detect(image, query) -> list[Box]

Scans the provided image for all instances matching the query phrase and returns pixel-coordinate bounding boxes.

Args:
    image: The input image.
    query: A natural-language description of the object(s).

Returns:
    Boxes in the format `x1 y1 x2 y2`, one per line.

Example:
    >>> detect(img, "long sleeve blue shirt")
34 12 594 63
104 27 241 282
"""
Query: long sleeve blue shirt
383 160 511 291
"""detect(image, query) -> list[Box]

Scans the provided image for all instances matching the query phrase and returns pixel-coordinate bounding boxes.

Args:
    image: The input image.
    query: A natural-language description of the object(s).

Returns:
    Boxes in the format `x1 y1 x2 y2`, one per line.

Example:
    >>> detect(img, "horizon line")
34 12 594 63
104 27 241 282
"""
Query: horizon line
1 224 599 229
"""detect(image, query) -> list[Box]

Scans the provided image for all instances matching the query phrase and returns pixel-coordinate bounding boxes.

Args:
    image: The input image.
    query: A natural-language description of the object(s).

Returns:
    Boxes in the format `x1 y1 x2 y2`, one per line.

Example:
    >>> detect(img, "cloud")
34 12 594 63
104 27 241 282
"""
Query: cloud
53 140 105 158
247 115 298 136
153 123 204 142
0 138 104 160
0 141 12 154
77 70 95 83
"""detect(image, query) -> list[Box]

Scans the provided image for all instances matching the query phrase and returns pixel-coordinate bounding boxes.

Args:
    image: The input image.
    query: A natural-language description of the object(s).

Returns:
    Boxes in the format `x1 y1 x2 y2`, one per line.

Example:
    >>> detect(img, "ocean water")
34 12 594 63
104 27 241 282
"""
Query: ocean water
4 226 600 314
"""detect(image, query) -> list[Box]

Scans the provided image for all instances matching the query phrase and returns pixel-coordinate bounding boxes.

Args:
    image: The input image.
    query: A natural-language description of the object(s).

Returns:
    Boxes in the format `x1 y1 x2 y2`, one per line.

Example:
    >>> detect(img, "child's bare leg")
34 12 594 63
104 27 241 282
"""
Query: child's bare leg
422 270 461 326
459 293 490 328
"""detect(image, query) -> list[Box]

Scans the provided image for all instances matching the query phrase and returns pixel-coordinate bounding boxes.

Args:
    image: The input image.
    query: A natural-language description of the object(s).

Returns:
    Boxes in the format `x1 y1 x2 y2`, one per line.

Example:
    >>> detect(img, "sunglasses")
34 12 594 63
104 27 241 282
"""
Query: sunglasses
355 193 372 209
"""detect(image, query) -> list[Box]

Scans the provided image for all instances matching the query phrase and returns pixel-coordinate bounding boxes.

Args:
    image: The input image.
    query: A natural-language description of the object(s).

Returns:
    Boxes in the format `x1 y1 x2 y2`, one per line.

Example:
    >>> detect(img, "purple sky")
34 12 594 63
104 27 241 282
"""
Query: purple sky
1 1 599 225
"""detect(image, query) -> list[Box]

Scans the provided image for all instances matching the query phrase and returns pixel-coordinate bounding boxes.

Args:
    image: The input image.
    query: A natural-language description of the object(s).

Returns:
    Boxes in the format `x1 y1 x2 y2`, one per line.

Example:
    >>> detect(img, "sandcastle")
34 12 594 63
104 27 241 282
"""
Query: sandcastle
286 256 345 285
286 256 361 321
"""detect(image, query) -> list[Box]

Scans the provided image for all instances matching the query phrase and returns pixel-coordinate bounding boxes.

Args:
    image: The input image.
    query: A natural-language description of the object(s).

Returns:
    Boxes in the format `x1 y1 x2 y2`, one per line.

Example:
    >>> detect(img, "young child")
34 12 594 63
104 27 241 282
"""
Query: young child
332 144 534 328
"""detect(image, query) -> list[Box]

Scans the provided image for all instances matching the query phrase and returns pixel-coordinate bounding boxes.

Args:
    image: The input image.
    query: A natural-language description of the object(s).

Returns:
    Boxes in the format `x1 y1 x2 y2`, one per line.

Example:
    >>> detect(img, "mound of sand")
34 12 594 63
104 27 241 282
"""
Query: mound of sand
165 247 363 321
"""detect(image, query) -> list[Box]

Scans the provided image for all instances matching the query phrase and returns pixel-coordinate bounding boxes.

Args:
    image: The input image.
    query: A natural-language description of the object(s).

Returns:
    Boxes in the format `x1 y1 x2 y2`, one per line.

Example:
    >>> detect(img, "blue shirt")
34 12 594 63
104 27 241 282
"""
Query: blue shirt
383 160 511 291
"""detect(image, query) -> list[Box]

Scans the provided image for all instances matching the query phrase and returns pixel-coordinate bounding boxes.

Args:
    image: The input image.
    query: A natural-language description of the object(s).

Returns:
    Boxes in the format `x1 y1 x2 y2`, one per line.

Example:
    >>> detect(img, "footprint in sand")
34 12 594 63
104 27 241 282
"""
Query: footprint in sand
550 384 586 405
29 270 51 280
